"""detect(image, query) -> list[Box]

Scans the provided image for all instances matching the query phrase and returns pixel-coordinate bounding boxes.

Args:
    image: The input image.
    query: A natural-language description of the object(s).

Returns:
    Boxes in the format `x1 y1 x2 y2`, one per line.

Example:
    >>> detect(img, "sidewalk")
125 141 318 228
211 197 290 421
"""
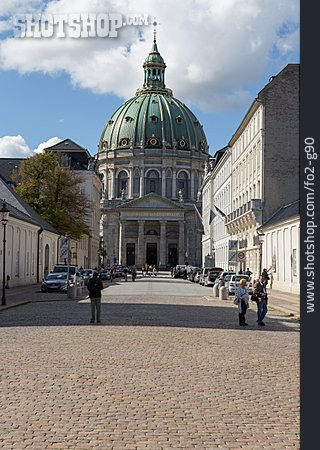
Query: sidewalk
205 287 300 320
0 283 88 312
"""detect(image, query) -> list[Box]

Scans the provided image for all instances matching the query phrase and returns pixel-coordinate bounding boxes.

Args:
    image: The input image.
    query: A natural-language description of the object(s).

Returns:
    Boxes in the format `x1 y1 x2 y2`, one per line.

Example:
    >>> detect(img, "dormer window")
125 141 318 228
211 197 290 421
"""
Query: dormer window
119 138 130 147
194 120 200 127
178 138 187 148
150 115 158 123
125 116 134 123
148 136 160 146
108 120 114 125
176 116 183 124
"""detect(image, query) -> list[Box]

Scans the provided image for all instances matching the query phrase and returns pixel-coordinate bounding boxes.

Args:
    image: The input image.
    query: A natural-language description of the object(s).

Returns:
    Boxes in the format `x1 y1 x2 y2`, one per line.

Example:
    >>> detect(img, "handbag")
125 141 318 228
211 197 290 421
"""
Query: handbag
251 294 259 303
233 296 240 305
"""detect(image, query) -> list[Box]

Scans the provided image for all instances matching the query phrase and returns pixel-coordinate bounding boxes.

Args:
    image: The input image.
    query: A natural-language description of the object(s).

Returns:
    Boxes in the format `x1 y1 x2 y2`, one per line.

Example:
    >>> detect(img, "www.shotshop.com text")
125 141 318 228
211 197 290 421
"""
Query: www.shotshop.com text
303 137 317 313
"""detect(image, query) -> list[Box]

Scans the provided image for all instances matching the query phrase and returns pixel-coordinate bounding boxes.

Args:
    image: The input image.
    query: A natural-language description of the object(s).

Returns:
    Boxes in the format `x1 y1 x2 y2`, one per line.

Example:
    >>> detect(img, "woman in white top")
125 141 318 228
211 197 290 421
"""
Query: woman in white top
236 278 249 326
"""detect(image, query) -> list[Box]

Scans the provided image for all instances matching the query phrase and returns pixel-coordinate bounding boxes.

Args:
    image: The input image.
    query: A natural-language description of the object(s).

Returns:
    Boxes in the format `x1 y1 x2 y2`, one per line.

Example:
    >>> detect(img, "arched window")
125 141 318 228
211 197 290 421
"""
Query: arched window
177 171 189 199
146 170 160 194
118 170 128 197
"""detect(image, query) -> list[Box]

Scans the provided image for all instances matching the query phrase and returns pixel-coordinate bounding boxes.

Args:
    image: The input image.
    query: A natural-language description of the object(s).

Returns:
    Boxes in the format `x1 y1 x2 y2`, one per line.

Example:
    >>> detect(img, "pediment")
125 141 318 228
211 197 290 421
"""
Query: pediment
117 193 185 210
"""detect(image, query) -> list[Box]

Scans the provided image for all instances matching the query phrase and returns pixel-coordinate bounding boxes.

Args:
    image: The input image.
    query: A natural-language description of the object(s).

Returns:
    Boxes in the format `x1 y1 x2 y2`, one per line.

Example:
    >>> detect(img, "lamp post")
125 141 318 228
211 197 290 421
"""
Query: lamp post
1 201 10 306
257 227 265 279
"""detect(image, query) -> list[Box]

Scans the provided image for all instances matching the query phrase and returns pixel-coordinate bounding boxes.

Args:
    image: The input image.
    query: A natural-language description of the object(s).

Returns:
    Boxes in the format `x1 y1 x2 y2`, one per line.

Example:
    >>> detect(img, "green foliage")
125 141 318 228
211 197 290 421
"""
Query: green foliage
12 152 91 239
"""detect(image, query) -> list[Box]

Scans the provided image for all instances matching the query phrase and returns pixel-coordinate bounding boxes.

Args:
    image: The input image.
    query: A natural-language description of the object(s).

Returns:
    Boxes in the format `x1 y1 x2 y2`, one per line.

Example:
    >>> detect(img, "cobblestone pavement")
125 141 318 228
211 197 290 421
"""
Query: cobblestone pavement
0 276 299 449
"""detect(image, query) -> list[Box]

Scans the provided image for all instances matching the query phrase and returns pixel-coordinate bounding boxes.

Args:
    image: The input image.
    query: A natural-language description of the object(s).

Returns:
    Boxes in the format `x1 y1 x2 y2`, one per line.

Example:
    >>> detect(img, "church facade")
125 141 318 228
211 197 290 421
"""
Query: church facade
98 36 209 268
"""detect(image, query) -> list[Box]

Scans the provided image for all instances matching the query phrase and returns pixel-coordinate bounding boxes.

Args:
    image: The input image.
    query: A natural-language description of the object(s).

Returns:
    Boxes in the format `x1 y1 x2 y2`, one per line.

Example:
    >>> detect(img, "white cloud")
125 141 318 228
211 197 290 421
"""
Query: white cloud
33 136 61 153
0 135 62 157
0 0 299 112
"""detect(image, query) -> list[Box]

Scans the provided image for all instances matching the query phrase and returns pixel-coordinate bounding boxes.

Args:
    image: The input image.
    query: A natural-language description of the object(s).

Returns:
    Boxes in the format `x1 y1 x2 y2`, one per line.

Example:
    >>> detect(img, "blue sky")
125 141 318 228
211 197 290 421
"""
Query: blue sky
0 0 299 158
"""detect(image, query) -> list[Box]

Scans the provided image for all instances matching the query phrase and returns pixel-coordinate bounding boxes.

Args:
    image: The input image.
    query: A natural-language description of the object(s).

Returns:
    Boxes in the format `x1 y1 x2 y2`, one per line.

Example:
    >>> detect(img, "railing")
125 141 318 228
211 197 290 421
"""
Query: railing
226 199 262 223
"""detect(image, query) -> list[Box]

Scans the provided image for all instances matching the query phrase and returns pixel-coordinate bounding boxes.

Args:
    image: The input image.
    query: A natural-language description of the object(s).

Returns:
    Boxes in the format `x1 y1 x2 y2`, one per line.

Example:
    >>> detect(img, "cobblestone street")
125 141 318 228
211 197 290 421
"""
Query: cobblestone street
0 275 299 449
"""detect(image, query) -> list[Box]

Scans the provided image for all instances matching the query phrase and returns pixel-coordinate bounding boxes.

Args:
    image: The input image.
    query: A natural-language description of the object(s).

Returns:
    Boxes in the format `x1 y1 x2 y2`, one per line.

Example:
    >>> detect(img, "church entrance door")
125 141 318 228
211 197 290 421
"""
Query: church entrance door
168 243 178 267
146 243 157 265
126 243 135 266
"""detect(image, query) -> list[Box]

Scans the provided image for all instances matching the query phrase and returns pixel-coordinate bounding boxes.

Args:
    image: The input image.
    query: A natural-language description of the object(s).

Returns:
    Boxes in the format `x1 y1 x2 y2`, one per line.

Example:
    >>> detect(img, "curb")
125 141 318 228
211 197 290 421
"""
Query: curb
204 295 300 320
0 300 31 311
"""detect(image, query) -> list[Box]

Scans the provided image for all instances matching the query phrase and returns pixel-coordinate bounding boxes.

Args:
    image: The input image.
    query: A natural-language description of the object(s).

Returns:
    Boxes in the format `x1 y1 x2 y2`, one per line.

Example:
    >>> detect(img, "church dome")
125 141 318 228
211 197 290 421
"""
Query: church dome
99 37 208 154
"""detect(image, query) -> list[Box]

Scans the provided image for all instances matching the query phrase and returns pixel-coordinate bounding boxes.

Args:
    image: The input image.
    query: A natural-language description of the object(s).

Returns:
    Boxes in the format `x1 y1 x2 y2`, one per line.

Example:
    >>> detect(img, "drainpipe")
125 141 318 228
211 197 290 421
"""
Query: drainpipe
57 235 61 263
37 227 43 283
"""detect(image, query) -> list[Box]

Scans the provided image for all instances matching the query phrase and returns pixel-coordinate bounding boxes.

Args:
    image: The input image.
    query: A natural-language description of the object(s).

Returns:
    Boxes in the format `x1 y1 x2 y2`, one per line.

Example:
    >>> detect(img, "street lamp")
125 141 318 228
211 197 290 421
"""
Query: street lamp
257 226 265 278
1 200 10 306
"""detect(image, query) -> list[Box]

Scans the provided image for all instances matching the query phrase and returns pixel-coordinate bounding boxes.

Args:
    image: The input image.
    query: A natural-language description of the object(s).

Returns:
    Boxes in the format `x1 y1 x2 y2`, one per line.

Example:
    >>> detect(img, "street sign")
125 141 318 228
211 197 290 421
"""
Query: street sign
237 251 246 261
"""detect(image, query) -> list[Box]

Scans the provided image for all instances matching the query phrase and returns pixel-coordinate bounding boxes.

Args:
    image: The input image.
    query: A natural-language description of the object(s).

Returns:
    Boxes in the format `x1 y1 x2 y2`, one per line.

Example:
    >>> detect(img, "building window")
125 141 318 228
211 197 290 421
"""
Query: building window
146 170 160 195
177 171 189 198
118 171 128 197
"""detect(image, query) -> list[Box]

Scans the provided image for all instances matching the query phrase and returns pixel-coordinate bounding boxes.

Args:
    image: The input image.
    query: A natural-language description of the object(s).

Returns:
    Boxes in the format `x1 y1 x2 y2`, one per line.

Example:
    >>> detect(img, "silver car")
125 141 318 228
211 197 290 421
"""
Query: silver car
41 273 69 293
226 274 253 295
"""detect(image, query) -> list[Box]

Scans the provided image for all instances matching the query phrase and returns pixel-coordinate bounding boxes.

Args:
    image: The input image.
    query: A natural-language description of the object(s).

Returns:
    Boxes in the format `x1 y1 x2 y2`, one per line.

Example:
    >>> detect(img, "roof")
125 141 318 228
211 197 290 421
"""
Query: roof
262 200 299 228
98 38 208 154
0 178 59 235
0 158 25 183
44 138 92 170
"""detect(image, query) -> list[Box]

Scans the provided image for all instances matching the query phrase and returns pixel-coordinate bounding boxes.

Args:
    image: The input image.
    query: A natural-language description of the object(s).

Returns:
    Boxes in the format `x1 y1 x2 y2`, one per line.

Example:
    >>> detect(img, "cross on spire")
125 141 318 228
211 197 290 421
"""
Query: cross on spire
152 18 159 43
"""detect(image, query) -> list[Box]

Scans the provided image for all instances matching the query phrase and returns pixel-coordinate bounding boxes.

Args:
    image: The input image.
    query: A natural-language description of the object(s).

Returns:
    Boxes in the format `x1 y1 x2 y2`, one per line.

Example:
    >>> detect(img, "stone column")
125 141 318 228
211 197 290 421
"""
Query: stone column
137 220 145 266
129 167 133 199
172 169 177 199
111 170 116 199
178 221 185 264
160 221 166 269
118 220 125 265
191 170 195 200
140 169 145 197
161 169 166 197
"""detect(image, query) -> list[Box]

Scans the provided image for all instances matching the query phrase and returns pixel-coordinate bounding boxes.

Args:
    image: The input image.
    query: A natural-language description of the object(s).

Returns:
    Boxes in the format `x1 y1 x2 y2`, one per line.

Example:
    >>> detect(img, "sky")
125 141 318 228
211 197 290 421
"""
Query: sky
0 0 299 158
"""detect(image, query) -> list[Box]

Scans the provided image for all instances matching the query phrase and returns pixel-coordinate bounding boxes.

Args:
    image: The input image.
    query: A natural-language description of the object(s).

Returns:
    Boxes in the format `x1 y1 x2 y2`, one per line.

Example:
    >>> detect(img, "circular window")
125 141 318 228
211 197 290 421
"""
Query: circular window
200 141 205 151
149 138 159 146
179 139 187 148
120 138 129 147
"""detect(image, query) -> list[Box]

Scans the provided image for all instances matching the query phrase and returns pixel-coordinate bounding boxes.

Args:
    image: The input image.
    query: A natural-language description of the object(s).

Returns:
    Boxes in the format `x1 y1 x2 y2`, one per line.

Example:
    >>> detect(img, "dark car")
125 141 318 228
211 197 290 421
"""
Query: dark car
188 267 201 282
41 273 69 293
99 269 111 280
115 266 124 277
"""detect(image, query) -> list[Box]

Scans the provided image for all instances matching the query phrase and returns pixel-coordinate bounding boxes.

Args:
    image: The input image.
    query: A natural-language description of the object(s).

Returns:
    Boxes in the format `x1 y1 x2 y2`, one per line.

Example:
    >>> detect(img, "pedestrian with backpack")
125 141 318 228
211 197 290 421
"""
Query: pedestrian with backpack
87 272 103 324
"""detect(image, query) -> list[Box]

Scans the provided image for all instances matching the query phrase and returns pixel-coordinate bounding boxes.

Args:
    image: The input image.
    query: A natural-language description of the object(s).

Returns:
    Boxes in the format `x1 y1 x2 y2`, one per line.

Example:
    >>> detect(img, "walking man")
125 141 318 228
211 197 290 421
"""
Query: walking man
253 276 268 326
87 272 103 324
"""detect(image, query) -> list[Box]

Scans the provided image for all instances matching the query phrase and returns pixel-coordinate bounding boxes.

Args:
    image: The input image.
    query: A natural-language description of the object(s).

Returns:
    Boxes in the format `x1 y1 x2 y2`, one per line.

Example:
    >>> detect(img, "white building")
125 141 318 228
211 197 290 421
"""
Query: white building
0 178 60 287
225 64 299 280
201 147 233 269
260 201 299 294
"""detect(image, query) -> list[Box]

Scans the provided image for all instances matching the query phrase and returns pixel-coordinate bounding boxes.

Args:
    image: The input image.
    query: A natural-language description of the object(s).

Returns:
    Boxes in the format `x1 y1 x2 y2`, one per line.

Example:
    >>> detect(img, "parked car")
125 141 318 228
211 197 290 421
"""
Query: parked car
99 268 111 280
41 273 69 293
215 271 236 285
115 266 124 277
79 269 95 285
205 267 224 286
174 265 187 278
199 267 223 286
226 274 253 295
188 267 201 282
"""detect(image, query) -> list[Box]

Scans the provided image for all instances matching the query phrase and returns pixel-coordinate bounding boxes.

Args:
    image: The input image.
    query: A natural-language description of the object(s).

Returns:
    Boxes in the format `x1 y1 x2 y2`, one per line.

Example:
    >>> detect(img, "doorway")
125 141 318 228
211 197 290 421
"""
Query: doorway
168 243 178 267
126 243 135 266
146 243 157 265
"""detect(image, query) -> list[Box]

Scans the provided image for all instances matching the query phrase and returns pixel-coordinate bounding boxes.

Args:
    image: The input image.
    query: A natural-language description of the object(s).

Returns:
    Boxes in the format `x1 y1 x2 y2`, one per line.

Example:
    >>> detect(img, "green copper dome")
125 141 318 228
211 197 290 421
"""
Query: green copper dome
99 39 208 154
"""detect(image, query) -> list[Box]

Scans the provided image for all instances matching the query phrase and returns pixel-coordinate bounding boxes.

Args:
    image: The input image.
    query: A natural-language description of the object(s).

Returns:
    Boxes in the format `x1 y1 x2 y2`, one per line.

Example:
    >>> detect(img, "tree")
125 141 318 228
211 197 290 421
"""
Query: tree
12 152 90 239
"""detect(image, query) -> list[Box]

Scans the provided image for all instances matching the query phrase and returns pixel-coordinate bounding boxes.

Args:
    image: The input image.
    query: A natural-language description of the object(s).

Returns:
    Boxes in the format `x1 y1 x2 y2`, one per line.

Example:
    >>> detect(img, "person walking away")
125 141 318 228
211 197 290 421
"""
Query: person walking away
132 265 137 282
245 268 252 278
261 268 270 286
152 265 157 277
269 271 274 289
235 278 249 326
123 266 128 281
253 276 268 326
87 272 103 324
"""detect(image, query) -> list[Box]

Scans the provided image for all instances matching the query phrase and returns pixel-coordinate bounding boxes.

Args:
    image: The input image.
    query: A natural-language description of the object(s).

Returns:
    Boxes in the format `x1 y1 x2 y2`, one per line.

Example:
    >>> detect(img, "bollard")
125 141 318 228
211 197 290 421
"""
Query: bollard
219 285 228 301
218 280 224 288
76 284 83 297
213 283 219 297
67 284 77 299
